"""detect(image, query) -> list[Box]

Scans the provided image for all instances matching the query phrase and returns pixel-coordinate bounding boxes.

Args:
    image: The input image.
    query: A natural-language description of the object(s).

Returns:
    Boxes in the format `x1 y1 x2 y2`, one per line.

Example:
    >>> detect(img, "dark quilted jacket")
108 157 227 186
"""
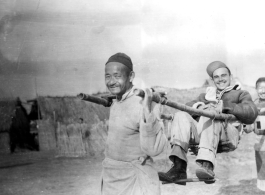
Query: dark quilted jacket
186 89 258 124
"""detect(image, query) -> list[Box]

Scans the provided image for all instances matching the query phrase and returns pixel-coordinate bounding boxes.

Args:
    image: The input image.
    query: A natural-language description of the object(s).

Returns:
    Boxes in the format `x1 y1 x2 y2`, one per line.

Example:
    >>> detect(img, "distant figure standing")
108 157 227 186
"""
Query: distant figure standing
245 77 265 191
254 77 265 191
78 118 92 155
9 97 38 153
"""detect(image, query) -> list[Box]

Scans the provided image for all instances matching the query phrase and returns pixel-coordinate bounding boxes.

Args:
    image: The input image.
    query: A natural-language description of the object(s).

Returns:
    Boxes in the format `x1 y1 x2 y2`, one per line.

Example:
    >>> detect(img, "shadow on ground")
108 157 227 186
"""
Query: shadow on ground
0 162 33 169
217 179 264 195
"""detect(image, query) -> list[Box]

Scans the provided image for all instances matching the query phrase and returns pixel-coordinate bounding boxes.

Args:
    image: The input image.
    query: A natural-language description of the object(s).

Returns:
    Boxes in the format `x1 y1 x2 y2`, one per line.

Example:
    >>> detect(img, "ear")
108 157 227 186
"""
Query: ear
129 71 135 82
230 74 234 81
229 74 234 85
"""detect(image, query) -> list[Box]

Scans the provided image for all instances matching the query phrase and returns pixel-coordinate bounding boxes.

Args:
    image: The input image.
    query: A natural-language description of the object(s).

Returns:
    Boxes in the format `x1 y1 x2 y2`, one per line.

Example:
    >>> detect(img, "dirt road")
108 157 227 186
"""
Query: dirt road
0 133 264 195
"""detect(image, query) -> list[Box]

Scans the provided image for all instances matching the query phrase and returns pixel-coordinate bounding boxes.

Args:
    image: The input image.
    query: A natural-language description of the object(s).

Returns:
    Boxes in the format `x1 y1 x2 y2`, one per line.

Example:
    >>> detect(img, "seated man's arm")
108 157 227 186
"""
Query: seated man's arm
223 91 259 124
186 93 207 108
139 88 167 157
185 93 208 120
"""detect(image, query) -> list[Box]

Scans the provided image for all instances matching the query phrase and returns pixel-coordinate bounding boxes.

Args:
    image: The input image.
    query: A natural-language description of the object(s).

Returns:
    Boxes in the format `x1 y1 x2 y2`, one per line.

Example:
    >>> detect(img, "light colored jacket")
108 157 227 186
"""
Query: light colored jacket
102 87 167 195
105 86 167 161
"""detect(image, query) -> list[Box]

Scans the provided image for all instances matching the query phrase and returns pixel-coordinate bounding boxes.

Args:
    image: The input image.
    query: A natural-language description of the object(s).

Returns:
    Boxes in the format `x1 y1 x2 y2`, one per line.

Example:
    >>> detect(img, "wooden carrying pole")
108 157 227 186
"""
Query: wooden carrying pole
77 93 114 107
134 89 237 121
162 178 216 184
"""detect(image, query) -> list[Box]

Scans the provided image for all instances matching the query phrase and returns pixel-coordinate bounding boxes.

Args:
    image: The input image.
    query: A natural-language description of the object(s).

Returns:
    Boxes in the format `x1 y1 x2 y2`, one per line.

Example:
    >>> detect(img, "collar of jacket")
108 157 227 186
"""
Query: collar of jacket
205 82 241 103
114 85 135 103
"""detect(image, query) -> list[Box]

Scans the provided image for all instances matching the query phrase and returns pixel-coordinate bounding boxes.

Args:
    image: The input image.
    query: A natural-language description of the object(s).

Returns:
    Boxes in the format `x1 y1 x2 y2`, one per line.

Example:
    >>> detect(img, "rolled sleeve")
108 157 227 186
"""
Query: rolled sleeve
139 112 167 156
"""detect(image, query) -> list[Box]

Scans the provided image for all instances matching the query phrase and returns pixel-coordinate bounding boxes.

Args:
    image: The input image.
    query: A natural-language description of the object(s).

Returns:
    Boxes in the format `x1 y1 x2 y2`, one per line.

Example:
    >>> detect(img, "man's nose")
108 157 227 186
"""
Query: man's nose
216 77 221 83
219 77 225 82
108 76 117 85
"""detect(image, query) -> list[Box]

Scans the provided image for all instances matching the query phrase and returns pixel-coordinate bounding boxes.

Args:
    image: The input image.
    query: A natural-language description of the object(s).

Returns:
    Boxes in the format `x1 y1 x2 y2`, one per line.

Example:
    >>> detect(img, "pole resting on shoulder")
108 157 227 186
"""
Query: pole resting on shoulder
77 93 115 107
133 88 237 121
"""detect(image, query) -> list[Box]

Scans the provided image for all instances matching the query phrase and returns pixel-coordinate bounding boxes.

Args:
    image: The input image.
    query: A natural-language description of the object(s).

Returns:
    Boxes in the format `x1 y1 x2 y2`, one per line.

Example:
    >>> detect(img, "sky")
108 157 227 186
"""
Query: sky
0 0 265 100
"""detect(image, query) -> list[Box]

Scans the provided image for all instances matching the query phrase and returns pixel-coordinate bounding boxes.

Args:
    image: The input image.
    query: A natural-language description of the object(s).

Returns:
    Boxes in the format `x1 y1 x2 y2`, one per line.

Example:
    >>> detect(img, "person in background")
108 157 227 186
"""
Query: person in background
244 77 265 191
78 117 91 155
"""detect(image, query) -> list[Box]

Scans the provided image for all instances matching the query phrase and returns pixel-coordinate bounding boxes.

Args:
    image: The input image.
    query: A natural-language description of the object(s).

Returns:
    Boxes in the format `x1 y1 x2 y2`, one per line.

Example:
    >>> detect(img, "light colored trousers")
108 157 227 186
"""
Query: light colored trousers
170 111 240 168
101 157 161 195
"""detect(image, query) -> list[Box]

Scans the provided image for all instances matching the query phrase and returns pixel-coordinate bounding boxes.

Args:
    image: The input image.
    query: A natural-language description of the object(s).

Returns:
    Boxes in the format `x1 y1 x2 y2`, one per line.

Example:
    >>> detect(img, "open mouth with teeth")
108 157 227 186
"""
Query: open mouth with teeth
109 86 119 90
216 81 228 88
108 86 121 93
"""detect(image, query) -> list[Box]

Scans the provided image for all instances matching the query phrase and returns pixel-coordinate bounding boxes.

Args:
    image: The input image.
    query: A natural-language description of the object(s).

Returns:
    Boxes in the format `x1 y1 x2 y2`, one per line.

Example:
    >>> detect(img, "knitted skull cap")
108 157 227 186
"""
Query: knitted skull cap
105 52 133 71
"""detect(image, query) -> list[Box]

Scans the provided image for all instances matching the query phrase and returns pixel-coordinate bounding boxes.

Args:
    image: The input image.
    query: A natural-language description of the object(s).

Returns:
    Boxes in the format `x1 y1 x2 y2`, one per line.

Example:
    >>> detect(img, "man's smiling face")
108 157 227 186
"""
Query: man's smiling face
105 62 132 99
212 67 231 91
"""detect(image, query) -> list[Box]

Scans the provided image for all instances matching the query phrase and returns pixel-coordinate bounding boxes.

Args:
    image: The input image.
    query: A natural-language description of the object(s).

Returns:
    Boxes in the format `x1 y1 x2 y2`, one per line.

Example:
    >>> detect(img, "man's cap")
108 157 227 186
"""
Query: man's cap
105 53 133 71
206 61 230 77
256 77 265 87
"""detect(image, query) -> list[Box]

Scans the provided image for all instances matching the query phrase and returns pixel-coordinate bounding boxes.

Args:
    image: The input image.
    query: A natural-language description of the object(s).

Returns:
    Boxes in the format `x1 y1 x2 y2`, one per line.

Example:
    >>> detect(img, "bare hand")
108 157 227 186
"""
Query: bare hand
142 88 153 122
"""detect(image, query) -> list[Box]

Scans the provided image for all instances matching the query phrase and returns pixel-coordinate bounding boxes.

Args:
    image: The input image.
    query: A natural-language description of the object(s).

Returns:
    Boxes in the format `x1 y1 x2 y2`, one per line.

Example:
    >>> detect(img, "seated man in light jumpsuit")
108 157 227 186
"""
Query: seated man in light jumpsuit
159 61 258 185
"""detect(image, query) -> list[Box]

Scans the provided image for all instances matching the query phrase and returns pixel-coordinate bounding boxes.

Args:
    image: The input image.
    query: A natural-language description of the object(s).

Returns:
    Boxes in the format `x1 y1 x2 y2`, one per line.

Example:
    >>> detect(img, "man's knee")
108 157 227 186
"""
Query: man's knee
171 111 195 131
170 111 194 145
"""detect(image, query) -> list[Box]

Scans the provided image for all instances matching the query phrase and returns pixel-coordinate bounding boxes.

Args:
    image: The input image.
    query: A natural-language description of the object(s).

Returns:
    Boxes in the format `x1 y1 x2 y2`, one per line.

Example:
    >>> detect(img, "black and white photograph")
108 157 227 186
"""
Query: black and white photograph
0 0 265 194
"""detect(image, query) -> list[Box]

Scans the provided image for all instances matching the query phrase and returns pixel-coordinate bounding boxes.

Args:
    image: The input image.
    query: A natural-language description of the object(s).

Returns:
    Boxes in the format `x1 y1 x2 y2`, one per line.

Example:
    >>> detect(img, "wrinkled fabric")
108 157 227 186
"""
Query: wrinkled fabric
254 116 265 151
255 151 265 191
101 158 160 195
186 84 258 124
169 84 254 167
204 84 241 103
105 87 166 161
102 86 167 195
254 99 265 191
170 111 240 168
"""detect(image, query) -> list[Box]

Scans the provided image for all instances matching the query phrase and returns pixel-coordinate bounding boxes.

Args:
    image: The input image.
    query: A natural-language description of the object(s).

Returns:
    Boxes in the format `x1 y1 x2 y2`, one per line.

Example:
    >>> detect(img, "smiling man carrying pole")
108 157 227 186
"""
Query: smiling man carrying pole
101 53 167 195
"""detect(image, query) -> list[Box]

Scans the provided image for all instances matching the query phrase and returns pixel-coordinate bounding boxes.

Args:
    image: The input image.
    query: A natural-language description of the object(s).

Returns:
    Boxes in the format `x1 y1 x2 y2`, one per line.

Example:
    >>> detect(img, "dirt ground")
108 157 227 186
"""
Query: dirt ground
0 133 265 195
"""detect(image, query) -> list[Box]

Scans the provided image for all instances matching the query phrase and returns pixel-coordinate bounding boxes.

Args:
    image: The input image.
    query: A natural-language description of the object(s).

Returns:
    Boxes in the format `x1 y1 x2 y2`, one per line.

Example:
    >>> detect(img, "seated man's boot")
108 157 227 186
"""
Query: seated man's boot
195 160 215 179
158 156 187 185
